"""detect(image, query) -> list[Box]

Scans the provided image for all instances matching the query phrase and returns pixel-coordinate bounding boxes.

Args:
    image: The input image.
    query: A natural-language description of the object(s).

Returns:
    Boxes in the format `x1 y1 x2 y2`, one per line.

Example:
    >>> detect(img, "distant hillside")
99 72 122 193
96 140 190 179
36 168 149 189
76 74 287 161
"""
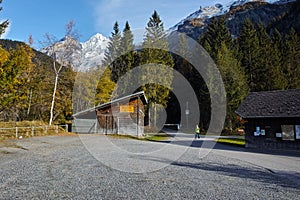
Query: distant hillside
0 39 53 68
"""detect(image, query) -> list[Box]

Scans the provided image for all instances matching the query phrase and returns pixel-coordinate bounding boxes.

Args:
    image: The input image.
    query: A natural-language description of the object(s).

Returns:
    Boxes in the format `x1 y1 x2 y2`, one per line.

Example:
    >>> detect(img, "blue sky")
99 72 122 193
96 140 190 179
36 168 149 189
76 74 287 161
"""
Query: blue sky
0 0 228 48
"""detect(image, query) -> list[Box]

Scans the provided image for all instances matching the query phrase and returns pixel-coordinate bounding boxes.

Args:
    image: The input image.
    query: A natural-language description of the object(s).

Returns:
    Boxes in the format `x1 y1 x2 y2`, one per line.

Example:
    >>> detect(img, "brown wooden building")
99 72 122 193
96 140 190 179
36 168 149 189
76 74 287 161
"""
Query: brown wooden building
236 89 300 150
72 91 147 137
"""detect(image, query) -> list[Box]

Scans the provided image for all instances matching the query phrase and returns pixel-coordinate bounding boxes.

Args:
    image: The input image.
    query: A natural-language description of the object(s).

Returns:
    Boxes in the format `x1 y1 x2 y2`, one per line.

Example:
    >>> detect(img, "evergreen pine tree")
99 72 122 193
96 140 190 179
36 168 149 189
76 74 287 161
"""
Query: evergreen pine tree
104 21 122 82
216 42 249 131
269 29 287 90
255 22 273 91
140 10 174 126
199 16 233 59
175 34 193 76
238 18 260 91
284 28 300 89
117 21 135 95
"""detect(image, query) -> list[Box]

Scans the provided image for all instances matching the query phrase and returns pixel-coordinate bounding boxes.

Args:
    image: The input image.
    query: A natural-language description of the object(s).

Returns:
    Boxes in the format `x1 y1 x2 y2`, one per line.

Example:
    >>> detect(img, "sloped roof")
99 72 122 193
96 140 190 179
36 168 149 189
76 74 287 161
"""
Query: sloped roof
236 89 300 119
73 91 147 118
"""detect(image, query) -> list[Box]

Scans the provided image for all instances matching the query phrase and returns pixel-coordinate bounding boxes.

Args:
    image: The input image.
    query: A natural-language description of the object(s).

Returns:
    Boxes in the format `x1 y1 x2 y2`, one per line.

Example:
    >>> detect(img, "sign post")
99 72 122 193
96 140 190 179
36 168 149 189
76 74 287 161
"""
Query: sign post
185 101 189 129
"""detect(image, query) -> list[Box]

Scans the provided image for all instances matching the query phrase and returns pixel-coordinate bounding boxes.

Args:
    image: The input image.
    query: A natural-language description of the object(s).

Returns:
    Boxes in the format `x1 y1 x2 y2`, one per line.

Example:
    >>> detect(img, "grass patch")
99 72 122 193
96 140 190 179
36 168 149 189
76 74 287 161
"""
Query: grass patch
106 134 139 140
144 133 170 141
216 138 245 147
106 133 170 142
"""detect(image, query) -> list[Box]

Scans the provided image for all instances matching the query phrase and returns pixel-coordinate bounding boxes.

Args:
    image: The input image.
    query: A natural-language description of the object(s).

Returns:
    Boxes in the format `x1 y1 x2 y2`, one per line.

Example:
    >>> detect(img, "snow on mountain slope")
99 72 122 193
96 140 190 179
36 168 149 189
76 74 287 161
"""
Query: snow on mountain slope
42 33 109 71
79 33 109 71
169 0 293 31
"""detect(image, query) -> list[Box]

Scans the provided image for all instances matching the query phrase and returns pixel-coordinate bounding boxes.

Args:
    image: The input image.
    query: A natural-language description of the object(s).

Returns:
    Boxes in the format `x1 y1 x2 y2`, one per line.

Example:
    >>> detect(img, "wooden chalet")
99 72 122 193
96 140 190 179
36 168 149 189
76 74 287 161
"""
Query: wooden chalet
72 91 147 137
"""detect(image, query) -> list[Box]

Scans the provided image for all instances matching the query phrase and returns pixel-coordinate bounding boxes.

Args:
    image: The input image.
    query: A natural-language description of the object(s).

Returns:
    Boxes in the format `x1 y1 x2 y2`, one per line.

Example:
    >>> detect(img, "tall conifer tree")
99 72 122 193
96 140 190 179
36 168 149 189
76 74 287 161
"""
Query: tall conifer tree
104 21 122 82
284 28 300 89
200 16 248 131
117 21 135 95
255 22 273 91
199 16 233 59
238 18 260 91
216 42 249 131
269 29 287 90
140 11 174 126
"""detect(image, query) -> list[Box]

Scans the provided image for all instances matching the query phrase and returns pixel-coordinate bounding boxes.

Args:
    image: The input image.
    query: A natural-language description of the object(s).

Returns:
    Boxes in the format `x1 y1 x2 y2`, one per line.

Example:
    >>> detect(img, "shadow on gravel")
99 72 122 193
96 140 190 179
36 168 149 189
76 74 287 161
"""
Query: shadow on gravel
169 160 300 189
156 139 300 158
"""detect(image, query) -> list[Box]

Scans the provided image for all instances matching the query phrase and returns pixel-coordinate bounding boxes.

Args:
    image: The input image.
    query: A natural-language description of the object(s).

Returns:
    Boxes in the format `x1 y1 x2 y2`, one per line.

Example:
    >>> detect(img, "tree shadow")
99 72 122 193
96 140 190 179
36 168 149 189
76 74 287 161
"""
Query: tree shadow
156 137 300 158
170 160 300 189
134 153 300 189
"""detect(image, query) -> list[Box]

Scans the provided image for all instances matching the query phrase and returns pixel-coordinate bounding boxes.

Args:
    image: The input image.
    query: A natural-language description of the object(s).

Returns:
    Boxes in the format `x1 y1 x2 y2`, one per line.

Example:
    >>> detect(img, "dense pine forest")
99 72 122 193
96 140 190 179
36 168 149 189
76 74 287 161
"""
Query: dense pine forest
0 3 299 133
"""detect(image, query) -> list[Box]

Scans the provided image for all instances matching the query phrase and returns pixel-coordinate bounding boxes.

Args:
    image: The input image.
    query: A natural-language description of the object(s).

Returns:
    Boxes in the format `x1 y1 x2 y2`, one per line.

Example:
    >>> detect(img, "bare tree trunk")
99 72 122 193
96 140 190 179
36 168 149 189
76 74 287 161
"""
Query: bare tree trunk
148 102 151 127
154 103 157 128
27 89 32 116
44 20 78 126
49 73 58 126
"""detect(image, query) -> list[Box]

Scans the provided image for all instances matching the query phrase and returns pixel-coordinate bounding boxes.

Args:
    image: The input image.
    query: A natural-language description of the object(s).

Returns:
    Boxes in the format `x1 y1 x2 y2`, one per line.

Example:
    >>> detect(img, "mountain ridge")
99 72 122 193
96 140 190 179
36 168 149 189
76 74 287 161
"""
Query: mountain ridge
171 0 299 39
41 33 109 71
39 0 299 71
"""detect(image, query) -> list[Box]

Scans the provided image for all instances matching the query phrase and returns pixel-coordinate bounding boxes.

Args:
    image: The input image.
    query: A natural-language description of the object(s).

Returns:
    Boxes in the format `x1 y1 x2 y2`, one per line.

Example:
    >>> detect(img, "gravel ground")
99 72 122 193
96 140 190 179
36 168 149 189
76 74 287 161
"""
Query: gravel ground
0 134 299 199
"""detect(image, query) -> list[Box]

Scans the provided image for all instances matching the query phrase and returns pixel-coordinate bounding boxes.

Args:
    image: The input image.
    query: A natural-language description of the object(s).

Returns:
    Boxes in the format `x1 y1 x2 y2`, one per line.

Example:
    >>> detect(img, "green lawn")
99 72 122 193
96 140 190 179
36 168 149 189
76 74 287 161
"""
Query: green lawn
107 133 170 142
216 138 245 147
144 133 170 141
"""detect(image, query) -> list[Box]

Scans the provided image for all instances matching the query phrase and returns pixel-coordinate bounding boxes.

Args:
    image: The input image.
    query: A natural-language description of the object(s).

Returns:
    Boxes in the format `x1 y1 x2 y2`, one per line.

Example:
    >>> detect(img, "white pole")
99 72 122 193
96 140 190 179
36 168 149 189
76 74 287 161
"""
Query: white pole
16 127 18 138
31 126 34 137
117 117 119 134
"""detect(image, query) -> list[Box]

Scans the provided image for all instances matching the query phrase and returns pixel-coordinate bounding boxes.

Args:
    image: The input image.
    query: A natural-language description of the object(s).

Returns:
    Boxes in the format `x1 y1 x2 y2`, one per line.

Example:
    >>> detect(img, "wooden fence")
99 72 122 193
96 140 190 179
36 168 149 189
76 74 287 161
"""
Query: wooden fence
0 125 68 139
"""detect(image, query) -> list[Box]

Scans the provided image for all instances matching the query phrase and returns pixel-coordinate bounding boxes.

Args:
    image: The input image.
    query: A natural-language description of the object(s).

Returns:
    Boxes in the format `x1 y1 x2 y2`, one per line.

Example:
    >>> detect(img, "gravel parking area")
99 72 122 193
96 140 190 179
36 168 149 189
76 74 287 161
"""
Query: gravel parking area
0 134 299 199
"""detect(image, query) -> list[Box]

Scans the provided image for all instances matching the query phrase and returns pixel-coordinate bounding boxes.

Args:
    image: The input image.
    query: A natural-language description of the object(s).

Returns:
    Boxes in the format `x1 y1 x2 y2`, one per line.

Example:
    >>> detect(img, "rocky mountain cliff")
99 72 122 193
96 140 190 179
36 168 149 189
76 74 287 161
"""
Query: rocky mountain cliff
172 0 299 40
42 33 109 71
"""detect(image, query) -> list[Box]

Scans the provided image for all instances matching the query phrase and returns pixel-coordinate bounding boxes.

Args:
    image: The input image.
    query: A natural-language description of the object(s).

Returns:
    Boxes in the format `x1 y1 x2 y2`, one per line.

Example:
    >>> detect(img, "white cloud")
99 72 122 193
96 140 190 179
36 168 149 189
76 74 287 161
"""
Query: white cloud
0 20 11 39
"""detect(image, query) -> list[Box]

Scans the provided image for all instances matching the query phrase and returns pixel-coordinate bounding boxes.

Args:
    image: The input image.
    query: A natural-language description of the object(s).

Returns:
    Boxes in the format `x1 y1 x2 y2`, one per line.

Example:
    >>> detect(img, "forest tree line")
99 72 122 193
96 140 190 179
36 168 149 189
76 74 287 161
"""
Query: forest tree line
0 9 299 132
198 16 300 132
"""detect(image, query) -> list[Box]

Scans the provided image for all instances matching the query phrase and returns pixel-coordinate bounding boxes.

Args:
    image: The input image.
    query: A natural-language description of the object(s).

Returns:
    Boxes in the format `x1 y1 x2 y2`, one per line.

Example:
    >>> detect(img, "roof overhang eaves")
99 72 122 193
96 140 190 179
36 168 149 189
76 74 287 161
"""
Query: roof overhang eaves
73 91 147 118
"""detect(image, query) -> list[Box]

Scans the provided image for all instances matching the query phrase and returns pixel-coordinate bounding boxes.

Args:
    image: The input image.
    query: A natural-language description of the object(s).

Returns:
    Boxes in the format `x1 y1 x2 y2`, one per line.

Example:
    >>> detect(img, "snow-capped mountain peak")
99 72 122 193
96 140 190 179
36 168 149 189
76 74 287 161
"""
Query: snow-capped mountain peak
42 33 109 71
79 33 109 71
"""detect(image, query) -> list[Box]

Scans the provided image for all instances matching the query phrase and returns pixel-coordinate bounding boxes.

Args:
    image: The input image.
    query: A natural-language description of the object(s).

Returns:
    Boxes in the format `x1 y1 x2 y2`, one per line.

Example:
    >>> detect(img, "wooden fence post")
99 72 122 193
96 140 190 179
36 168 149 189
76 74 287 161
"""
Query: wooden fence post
31 126 35 137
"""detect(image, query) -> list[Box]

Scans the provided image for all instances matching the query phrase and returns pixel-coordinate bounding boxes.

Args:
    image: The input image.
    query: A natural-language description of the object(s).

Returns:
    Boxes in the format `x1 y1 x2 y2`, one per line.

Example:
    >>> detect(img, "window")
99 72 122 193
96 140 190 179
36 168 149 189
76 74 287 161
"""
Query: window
281 125 295 141
295 125 300 140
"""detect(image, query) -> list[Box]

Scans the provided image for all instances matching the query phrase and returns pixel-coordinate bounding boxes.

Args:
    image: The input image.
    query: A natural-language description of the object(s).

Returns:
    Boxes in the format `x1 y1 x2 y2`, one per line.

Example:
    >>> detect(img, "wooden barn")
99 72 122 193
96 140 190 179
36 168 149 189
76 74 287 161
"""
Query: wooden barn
72 91 147 137
236 89 300 150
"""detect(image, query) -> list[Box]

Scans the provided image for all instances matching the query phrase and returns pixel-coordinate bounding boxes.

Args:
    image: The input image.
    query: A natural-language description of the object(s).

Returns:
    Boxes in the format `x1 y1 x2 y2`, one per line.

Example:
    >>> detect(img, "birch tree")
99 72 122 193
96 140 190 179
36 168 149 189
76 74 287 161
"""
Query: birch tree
42 20 79 125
